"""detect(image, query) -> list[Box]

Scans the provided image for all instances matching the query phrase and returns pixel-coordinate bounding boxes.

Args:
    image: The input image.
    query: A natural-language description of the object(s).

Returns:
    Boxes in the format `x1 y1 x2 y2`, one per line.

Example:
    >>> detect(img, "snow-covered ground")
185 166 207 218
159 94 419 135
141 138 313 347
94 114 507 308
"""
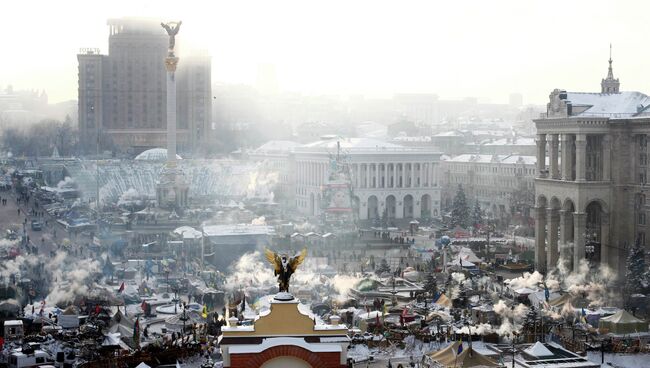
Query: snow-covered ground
586 351 650 368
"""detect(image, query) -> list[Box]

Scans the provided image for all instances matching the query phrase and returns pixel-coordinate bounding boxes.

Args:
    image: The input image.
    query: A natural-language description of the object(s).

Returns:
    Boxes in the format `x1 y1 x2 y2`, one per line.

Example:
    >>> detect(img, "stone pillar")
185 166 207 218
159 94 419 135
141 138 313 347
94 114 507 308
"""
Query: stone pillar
603 135 611 181
384 163 388 188
547 208 559 270
573 212 587 268
559 210 572 265
535 206 547 273
600 213 611 269
550 134 560 179
575 134 587 182
401 163 406 188
411 163 415 188
536 134 547 178
366 164 370 188
561 134 572 181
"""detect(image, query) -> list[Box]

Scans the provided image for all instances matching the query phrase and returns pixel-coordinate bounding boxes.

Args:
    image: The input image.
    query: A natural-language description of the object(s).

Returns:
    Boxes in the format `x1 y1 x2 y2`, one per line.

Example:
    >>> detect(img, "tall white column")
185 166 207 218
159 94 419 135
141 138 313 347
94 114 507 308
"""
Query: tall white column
366 164 370 188
575 134 587 182
550 134 560 179
561 134 571 181
536 134 547 178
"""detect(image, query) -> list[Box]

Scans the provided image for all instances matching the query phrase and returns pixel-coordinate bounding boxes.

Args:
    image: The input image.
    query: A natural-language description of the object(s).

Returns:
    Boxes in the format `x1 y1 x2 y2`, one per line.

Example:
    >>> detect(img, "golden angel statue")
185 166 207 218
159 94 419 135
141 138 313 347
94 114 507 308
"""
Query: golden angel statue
264 248 307 293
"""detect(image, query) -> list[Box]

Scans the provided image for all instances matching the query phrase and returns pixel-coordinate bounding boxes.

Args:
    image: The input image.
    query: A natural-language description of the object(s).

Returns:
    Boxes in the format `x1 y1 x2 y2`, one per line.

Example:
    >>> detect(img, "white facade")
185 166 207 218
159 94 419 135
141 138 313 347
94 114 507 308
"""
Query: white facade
292 137 442 220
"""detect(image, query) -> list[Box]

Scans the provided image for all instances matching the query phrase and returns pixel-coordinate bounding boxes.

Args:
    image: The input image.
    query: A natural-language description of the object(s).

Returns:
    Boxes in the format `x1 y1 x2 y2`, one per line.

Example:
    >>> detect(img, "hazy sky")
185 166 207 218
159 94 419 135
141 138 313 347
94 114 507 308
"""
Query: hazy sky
2 0 649 104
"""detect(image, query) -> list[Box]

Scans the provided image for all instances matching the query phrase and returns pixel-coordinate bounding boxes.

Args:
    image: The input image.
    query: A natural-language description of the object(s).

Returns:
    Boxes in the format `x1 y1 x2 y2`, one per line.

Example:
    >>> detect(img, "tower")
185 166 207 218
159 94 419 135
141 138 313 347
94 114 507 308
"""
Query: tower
156 21 189 210
601 44 620 94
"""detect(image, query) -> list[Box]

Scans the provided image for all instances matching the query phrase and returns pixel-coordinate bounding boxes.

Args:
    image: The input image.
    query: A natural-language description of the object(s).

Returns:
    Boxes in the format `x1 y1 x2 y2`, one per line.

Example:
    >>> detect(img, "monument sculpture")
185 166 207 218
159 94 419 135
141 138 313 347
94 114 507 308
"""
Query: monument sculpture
161 21 182 55
265 248 307 294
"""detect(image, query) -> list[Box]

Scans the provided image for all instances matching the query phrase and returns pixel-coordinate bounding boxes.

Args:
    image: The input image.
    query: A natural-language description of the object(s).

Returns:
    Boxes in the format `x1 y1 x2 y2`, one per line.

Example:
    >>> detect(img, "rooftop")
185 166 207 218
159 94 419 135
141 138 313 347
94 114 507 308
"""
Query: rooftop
565 91 650 118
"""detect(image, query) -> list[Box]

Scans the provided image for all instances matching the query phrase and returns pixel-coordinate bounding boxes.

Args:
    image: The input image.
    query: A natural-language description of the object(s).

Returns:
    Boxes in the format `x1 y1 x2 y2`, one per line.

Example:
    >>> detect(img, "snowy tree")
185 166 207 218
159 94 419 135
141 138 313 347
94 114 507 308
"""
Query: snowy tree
423 271 438 296
472 200 483 228
625 238 648 301
451 185 470 228
376 258 391 275
381 207 388 229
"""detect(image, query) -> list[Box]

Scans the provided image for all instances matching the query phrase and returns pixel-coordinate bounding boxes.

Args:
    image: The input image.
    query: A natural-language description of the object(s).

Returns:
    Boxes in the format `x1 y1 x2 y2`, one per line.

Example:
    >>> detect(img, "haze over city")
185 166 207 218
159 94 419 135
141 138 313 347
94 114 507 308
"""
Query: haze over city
3 1 650 368
3 0 650 104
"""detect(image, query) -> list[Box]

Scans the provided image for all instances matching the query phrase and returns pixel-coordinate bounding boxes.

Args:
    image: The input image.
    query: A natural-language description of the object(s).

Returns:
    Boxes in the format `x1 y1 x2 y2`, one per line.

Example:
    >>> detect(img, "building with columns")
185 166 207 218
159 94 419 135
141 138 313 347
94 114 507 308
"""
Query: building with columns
291 137 442 221
534 56 650 275
440 154 537 220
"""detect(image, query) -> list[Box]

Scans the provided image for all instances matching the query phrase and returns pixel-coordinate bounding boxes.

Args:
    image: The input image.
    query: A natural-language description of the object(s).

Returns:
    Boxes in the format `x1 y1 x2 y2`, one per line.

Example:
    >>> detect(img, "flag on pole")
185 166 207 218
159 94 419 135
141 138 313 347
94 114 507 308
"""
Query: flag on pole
457 340 464 355
118 282 125 293
202 304 208 319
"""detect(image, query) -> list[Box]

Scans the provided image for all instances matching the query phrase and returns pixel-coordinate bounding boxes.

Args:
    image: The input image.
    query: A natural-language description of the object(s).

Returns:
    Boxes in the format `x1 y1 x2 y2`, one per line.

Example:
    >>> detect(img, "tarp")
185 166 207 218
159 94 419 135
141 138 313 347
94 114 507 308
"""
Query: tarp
456 347 500 367
435 293 452 308
548 293 571 308
427 343 499 367
599 310 648 335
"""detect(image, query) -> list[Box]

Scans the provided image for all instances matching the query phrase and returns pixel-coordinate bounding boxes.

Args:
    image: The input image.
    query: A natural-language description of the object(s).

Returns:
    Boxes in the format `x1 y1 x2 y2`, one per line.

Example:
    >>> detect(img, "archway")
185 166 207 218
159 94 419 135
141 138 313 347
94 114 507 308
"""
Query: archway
261 357 312 368
386 195 396 219
368 196 378 219
421 194 431 219
403 194 414 219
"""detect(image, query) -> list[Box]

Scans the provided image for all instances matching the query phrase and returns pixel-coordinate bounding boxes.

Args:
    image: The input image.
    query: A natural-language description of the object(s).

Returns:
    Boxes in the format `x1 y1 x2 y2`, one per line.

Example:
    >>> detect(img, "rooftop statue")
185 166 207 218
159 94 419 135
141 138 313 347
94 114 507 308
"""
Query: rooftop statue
265 248 307 293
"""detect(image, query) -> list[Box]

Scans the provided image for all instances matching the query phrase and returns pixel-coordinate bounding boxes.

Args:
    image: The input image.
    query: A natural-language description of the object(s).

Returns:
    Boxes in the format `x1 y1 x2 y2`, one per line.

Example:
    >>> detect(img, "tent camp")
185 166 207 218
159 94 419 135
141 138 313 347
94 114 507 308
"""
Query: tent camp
598 310 648 335
426 342 499 367
58 306 80 329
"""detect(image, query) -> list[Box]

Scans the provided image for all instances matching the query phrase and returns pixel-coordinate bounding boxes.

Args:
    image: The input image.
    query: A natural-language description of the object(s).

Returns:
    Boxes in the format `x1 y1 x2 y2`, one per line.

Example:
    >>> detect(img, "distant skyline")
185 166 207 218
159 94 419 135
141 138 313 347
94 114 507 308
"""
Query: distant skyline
2 0 649 105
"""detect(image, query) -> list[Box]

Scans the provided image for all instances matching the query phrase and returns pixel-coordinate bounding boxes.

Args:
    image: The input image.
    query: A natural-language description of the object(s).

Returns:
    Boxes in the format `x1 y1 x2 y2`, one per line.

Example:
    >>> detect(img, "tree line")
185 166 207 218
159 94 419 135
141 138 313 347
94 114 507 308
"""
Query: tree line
1 117 79 157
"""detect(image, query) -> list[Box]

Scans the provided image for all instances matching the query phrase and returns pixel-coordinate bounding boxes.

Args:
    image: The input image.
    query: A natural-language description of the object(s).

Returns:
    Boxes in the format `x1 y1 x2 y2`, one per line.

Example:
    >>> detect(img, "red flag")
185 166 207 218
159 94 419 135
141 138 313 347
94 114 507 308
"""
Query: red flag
141 300 147 311
95 305 101 315
118 282 125 293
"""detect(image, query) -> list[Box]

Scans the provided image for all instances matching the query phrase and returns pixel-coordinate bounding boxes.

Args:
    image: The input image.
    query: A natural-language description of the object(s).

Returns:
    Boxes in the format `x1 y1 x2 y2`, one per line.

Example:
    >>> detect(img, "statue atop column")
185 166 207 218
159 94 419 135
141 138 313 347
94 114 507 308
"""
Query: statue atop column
161 21 182 56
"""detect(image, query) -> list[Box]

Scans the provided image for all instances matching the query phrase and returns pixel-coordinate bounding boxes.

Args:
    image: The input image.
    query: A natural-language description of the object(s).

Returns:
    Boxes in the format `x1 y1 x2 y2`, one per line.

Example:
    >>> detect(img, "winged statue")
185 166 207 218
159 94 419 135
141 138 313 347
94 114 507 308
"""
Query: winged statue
264 248 307 293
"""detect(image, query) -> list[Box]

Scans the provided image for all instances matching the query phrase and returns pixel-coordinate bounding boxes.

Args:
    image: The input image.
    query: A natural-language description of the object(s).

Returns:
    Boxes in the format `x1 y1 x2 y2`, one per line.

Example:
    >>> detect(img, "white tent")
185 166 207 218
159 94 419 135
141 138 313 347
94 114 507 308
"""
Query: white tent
135 363 151 368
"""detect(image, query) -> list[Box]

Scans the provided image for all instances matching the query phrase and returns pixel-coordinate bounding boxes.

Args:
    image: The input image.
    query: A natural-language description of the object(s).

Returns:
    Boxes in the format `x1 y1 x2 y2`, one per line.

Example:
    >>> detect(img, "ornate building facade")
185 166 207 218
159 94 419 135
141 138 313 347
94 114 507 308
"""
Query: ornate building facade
534 56 650 275
291 137 442 221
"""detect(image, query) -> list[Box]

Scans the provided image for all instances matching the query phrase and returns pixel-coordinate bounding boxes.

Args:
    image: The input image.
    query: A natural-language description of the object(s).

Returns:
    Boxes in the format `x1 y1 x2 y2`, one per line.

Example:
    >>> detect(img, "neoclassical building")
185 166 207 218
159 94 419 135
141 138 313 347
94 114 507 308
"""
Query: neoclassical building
534 56 650 275
292 137 442 221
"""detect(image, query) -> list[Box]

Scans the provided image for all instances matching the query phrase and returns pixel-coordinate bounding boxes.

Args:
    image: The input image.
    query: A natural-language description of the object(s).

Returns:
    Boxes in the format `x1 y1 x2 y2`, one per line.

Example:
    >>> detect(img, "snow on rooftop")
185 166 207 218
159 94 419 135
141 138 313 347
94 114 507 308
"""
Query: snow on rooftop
253 140 301 154
228 337 342 354
301 137 403 150
565 91 650 117
202 224 275 237
134 148 182 161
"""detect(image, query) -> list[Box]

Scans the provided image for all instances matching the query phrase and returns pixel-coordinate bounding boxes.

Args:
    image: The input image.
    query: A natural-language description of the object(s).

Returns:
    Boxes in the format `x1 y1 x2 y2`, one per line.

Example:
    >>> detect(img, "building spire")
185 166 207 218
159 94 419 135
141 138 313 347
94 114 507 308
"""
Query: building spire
601 43 620 93
607 43 614 79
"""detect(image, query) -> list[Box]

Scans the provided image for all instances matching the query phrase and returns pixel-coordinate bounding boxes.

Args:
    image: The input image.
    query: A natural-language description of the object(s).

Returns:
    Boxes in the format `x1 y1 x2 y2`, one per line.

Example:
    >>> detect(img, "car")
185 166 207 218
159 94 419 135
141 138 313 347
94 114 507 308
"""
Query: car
30 220 42 231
